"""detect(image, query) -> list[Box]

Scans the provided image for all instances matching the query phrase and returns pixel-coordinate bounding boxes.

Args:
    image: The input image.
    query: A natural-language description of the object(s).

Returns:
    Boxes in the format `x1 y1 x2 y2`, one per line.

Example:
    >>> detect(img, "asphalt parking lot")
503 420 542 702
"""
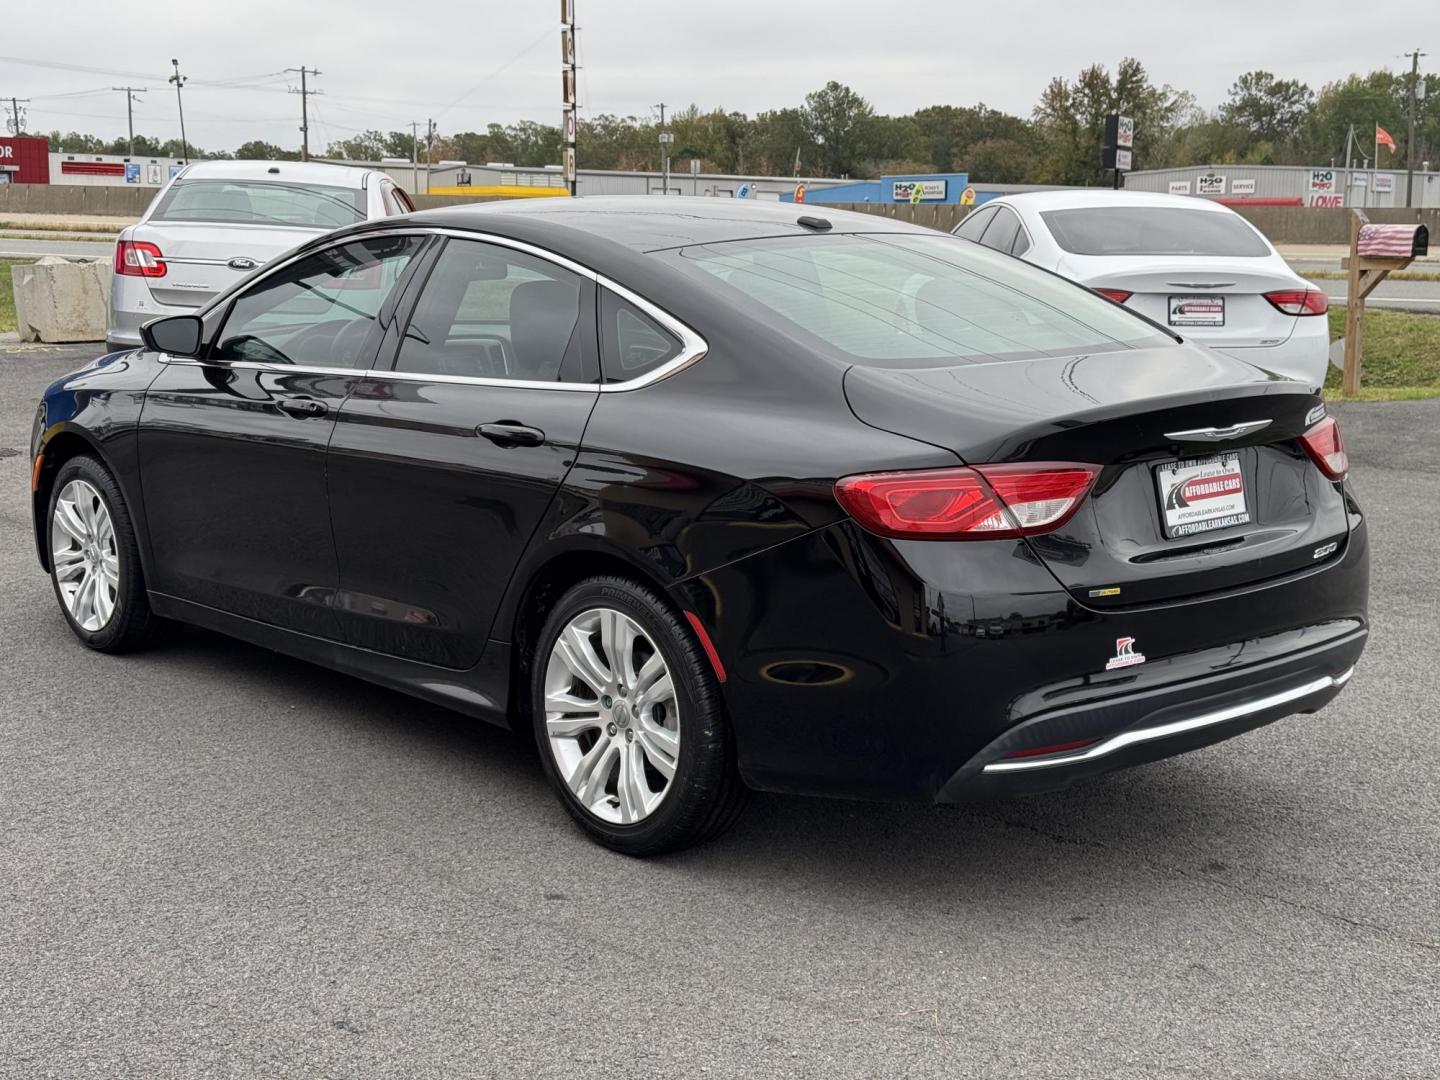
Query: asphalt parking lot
2 344 1437 1079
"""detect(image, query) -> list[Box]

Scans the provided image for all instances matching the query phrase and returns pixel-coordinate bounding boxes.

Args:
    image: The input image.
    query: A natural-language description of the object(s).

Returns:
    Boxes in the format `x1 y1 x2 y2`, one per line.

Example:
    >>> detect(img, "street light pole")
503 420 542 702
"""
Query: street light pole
168 59 190 163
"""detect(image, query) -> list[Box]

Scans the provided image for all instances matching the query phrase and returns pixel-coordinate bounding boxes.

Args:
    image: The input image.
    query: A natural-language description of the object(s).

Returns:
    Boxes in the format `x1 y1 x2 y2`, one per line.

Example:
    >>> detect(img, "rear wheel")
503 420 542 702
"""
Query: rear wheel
47 455 156 652
532 576 747 855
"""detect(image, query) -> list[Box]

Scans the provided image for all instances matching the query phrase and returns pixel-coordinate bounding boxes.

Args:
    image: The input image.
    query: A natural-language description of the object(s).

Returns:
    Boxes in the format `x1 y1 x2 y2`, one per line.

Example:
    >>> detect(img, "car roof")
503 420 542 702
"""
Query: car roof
989 190 1235 214
178 159 374 187
404 196 938 253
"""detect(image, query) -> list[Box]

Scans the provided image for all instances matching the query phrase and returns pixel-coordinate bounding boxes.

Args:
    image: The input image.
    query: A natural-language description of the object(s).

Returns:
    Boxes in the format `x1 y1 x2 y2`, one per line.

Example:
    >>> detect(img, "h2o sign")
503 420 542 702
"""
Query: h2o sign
1309 169 1337 193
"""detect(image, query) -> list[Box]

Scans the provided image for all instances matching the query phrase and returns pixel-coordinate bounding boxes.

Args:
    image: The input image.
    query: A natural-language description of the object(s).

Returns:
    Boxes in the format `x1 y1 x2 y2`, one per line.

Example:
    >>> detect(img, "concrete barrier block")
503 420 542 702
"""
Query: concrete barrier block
12 256 112 343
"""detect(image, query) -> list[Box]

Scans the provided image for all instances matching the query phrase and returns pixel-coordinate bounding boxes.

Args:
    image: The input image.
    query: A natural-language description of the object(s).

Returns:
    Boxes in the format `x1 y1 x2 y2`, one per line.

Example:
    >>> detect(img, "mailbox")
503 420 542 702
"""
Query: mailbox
1356 223 1429 259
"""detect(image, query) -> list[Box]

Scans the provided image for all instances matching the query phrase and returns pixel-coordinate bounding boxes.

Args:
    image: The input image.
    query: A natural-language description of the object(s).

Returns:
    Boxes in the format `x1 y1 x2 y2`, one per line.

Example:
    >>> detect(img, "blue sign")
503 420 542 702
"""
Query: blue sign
168 164 183 178
124 163 141 184
736 183 751 199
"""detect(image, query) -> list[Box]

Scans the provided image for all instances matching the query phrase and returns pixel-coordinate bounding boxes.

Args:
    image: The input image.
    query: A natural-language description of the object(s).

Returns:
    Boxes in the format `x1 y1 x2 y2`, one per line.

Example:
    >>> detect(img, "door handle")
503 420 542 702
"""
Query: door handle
476 420 546 447
277 398 328 419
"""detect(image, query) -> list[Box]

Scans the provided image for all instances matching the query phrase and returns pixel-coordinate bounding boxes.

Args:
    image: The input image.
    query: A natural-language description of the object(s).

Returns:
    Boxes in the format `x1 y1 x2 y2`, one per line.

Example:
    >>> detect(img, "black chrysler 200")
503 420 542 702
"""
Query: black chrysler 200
30 198 1368 854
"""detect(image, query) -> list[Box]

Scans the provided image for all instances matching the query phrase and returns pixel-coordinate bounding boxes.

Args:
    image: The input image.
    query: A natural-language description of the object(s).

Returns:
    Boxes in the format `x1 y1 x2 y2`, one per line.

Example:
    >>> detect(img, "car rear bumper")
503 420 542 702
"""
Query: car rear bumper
935 628 1363 801
683 510 1369 804
1209 315 1329 389
108 276 200 349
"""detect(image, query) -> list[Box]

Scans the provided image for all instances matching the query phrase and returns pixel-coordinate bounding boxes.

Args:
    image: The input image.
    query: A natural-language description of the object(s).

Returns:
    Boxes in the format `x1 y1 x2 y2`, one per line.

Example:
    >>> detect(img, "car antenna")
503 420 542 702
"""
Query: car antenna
796 215 832 231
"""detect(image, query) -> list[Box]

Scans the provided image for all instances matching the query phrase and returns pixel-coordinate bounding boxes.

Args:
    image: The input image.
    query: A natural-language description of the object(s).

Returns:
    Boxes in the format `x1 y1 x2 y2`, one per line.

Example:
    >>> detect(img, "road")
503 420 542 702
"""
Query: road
0 344 1437 1079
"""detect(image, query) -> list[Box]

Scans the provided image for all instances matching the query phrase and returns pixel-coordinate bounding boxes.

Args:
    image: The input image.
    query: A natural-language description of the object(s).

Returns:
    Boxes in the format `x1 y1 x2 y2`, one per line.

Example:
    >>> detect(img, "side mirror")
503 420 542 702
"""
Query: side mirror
141 314 204 357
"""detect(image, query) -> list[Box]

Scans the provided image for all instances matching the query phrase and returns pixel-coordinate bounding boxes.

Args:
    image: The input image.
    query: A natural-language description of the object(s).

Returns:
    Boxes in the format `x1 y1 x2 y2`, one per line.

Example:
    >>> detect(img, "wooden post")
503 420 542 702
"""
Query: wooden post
1341 210 1366 397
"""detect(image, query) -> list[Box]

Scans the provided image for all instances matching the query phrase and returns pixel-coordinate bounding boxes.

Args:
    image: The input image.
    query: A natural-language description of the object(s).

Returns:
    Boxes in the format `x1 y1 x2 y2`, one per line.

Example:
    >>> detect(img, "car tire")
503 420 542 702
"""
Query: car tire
532 575 748 856
46 454 157 653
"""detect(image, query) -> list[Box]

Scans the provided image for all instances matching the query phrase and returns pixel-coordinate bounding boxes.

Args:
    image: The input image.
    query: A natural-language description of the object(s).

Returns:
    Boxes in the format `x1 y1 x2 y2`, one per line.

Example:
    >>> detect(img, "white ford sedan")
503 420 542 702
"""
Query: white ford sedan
953 191 1329 388
107 160 415 352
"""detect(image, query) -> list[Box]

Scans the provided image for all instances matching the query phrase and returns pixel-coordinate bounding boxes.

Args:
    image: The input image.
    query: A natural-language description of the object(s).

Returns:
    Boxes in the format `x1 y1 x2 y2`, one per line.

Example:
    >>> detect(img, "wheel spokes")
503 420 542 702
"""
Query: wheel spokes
557 623 613 695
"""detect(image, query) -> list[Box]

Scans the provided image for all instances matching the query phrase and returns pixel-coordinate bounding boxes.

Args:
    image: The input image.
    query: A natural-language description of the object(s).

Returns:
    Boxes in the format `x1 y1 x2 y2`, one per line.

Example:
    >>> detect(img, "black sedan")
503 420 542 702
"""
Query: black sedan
29 198 1368 855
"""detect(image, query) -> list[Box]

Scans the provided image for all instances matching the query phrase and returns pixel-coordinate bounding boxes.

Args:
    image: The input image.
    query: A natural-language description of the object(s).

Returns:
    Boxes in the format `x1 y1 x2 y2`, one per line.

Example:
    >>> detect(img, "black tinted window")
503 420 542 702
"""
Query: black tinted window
1011 226 1031 257
953 205 996 241
980 207 1021 253
1040 207 1272 257
395 238 585 382
214 235 424 368
599 290 683 382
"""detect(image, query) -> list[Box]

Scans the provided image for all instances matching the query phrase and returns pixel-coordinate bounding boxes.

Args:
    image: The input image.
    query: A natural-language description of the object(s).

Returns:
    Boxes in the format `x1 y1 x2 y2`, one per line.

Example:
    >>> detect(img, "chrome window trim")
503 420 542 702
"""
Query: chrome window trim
982 667 1355 774
161 225 708 394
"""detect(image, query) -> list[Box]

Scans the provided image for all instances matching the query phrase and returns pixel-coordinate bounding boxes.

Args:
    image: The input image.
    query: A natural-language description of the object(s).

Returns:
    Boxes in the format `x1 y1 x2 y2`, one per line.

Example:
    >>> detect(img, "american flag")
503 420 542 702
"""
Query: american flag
1357 223 1426 258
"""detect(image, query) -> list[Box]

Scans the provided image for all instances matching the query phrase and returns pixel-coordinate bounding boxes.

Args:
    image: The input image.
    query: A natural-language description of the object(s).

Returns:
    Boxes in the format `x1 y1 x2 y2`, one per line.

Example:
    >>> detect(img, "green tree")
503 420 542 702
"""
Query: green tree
1221 71 1313 146
234 140 299 161
961 137 1037 183
802 81 874 176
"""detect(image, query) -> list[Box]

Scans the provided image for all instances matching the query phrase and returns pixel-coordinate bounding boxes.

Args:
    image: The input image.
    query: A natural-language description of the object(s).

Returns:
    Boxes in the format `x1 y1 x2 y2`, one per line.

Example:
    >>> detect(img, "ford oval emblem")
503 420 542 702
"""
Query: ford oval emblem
227 257 258 271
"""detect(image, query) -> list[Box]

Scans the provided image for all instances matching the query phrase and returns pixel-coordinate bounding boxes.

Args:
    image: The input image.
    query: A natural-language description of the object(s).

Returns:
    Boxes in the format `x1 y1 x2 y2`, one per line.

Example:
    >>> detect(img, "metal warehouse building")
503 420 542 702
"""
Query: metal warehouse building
1124 163 1440 209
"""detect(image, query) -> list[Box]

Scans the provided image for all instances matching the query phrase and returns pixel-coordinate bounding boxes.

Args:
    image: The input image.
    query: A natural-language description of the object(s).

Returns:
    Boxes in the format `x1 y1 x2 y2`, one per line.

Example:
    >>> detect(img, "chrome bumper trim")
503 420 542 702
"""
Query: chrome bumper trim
983 666 1355 774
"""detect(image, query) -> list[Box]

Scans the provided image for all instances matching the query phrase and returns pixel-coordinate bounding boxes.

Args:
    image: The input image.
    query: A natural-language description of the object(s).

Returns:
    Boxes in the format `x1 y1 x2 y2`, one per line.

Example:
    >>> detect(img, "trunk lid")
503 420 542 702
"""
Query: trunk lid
131 221 321 309
1061 255 1305 350
843 343 1350 606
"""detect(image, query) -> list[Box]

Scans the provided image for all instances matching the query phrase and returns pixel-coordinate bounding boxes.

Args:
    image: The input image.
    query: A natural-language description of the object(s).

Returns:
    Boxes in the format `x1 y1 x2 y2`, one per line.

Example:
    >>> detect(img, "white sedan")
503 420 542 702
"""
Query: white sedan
952 190 1329 388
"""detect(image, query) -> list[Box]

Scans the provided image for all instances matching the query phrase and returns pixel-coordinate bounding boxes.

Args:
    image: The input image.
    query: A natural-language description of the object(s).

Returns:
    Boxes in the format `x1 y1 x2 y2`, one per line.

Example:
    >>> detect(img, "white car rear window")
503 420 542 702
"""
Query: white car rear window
1040 207 1271 257
151 180 366 229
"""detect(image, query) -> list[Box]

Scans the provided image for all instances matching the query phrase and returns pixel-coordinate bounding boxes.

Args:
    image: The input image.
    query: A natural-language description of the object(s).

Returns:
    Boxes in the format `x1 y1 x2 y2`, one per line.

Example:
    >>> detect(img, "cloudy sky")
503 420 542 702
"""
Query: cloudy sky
3 0 1430 153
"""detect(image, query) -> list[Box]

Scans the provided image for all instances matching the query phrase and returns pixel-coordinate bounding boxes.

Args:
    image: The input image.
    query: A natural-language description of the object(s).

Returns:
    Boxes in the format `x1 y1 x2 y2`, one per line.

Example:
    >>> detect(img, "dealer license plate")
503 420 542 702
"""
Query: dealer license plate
1169 294 1225 327
1155 452 1250 538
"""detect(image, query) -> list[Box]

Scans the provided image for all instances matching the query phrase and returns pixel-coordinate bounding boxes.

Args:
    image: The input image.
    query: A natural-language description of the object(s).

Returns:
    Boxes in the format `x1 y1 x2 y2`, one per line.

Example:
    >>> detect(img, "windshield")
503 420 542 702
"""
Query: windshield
1040 207 1272 257
674 232 1173 367
150 179 366 229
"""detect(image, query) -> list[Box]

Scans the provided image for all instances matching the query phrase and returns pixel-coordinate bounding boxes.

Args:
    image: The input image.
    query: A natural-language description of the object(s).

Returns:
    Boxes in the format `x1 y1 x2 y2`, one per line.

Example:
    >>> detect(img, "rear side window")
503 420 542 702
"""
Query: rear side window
953 205 996 241
1040 207 1272 257
979 207 1021 253
394 237 588 382
599 290 683 383
675 232 1172 367
151 179 367 228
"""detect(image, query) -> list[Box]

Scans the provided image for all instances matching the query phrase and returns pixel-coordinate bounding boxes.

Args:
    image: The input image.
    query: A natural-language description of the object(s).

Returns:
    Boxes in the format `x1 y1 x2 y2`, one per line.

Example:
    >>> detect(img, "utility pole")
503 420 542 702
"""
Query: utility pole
426 117 435 194
1402 48 1427 208
168 59 189 163
286 66 322 161
654 102 669 194
410 120 420 194
110 86 147 157
5 97 29 135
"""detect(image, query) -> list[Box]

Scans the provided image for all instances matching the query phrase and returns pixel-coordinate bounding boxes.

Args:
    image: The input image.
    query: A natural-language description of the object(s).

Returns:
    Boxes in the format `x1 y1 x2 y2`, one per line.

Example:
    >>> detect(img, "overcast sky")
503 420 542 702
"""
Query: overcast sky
3 0 1431 153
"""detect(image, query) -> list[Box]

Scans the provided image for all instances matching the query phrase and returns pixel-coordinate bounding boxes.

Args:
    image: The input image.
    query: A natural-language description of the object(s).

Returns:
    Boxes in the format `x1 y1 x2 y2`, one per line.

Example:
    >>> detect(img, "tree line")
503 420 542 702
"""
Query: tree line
42 59 1438 185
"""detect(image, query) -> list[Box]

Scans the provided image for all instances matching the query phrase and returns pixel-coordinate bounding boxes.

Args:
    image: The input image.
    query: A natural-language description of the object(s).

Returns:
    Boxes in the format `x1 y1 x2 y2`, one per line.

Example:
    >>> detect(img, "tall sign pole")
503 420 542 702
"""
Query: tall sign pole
561 0 578 197
1102 114 1134 190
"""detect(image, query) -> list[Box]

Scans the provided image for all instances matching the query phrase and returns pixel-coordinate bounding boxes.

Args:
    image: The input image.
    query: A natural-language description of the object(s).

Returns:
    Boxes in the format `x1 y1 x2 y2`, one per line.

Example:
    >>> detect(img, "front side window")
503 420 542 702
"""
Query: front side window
1040 207 1272 257
151 179 367 229
394 238 586 382
213 235 424 368
674 232 1173 367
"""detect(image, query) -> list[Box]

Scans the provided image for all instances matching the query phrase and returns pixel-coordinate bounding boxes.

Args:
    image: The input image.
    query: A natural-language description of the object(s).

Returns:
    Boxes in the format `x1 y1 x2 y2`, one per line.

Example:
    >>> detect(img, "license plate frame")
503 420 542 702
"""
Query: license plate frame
1155 452 1250 538
1168 294 1225 327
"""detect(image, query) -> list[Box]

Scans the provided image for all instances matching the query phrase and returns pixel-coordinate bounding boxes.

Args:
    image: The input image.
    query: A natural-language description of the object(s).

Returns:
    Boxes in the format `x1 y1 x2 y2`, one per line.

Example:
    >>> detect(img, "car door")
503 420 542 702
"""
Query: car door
137 233 428 636
326 234 600 668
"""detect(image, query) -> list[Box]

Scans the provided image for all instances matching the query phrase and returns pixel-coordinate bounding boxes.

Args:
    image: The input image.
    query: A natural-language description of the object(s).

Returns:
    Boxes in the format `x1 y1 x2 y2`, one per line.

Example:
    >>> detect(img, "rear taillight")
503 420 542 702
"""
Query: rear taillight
1298 416 1347 481
1094 288 1132 304
834 463 1098 541
115 240 166 278
1263 289 1327 316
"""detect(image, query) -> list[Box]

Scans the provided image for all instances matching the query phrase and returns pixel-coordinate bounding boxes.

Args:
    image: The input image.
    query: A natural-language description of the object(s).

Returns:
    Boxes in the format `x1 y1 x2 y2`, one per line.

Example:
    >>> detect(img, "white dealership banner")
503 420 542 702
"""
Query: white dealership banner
1196 174 1226 196
1230 178 1257 195
892 179 947 202
1374 173 1395 194
1168 180 1191 195
1308 168 1338 193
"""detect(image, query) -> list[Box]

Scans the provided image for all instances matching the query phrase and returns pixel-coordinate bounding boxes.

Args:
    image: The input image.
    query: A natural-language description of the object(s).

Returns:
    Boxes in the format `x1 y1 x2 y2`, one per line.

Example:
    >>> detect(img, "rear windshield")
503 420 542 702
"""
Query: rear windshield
150 179 366 229
672 232 1172 367
1040 207 1271 257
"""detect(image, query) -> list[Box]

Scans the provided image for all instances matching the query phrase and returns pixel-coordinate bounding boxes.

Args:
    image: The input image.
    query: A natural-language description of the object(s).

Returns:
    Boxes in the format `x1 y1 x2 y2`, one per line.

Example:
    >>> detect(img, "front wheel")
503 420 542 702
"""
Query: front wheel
47 454 156 652
532 576 747 856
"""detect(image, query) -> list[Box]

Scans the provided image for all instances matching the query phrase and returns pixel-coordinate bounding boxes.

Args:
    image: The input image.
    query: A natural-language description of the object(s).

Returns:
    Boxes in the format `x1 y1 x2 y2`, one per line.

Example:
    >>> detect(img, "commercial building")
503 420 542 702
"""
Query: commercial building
1125 163 1440 209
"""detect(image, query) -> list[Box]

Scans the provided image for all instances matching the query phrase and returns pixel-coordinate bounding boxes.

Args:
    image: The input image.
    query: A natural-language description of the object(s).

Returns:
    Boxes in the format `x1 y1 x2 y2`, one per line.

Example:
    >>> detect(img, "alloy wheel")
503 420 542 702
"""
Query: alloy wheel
543 607 681 825
51 479 120 633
